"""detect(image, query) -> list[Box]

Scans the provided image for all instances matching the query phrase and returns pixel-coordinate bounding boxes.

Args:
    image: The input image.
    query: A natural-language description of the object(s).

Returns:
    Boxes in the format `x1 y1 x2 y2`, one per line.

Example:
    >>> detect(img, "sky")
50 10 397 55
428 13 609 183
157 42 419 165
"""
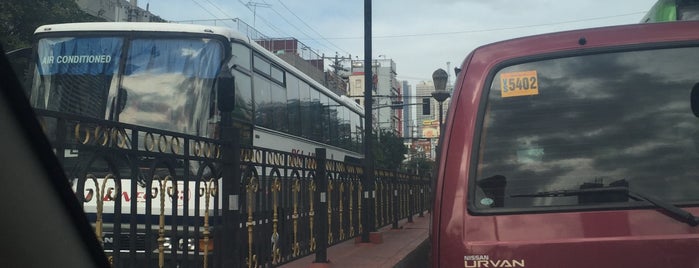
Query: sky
146 0 659 86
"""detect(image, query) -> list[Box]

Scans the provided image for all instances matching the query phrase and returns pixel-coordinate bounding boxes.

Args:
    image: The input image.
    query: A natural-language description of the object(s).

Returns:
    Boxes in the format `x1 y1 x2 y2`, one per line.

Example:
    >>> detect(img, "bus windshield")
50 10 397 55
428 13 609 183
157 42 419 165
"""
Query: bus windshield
30 36 224 136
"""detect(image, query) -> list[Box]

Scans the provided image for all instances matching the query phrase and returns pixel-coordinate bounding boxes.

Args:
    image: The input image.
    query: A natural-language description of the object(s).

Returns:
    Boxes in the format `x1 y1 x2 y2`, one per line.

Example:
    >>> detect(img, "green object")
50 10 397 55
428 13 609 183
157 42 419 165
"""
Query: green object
641 0 677 22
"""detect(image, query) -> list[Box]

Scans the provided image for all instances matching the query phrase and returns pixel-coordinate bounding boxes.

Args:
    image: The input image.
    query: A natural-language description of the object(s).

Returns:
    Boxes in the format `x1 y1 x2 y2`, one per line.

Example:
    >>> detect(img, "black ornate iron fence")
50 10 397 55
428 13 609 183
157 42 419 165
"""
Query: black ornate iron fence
35 109 227 268
36 109 431 268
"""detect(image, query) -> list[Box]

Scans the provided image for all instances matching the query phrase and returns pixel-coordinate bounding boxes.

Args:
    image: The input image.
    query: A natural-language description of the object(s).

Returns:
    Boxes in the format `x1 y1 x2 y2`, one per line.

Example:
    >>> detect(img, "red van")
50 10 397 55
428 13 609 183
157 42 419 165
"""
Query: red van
431 21 699 268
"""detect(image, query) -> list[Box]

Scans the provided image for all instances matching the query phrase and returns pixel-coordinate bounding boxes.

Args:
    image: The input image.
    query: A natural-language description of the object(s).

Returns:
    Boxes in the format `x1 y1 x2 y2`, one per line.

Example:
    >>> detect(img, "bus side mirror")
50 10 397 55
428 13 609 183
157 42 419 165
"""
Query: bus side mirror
217 70 235 112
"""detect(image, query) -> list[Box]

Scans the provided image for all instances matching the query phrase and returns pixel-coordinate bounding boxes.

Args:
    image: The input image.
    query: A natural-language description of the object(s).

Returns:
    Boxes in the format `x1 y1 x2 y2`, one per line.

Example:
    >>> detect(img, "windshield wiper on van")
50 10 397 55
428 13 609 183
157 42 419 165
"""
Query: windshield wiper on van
511 186 699 227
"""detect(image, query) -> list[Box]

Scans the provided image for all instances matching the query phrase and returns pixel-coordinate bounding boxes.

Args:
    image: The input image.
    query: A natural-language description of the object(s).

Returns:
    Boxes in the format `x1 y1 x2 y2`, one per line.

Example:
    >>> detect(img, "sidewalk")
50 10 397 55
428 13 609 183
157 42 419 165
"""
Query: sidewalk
280 213 430 268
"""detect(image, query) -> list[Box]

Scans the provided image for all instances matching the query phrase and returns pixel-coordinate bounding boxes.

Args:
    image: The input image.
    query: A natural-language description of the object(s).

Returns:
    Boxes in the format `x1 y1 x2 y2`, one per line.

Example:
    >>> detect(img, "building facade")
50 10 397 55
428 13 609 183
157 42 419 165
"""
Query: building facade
347 58 402 135
402 80 414 139
414 80 452 159
75 0 165 22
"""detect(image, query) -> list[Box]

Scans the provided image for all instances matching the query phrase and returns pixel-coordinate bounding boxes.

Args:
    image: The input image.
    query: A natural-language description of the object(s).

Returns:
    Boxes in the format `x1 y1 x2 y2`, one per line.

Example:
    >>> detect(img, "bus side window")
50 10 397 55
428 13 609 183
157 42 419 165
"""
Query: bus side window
231 42 251 70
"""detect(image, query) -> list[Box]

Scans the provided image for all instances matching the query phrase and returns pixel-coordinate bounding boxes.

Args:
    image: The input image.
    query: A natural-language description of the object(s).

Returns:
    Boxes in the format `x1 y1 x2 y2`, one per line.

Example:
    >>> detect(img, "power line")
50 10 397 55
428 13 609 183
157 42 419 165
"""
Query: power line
189 0 225 22
265 1 334 54
200 0 230 18
274 0 351 55
195 0 236 28
260 1 335 53
397 75 431 81
244 1 271 28
237 0 289 37
320 11 647 40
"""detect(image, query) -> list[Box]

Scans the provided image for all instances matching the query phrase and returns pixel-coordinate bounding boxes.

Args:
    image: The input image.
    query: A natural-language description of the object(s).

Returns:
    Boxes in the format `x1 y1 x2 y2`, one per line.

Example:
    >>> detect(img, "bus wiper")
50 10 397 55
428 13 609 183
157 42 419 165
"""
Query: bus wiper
512 186 699 227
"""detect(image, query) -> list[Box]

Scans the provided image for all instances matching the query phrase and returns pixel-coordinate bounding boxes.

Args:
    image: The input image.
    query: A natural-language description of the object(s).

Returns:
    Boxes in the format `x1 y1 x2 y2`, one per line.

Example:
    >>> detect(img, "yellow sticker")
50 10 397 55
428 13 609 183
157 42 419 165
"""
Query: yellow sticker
500 70 539 98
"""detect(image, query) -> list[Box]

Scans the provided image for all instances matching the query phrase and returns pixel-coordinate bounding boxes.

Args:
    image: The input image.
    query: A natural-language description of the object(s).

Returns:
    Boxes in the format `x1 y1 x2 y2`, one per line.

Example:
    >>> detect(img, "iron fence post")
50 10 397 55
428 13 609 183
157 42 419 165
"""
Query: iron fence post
391 172 399 229
218 120 241 267
419 180 425 217
314 148 329 263
408 179 414 223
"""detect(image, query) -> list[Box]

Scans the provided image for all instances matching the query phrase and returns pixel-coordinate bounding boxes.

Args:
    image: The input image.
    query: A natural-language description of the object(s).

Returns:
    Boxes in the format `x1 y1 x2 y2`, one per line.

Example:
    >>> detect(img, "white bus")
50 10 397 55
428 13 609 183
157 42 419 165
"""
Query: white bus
30 22 364 161
26 22 364 266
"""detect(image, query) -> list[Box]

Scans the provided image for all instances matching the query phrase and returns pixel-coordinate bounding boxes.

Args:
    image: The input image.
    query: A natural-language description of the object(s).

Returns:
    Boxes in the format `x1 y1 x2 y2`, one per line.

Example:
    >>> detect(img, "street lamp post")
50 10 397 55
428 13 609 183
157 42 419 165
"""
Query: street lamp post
431 69 450 134
360 0 375 244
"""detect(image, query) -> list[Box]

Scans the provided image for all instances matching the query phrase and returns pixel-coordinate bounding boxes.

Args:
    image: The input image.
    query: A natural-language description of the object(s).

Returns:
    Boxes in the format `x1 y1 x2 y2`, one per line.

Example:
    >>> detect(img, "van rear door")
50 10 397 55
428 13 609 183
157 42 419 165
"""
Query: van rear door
432 21 699 268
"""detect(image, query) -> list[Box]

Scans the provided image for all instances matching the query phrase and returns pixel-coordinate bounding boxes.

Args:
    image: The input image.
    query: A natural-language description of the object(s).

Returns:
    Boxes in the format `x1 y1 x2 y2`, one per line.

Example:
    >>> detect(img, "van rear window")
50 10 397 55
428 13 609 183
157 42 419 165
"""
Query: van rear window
473 46 699 212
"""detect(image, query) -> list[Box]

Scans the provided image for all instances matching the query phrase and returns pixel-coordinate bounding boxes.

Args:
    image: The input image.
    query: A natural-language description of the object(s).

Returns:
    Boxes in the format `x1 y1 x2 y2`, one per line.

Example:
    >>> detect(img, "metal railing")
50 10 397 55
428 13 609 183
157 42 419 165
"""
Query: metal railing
36 109 431 267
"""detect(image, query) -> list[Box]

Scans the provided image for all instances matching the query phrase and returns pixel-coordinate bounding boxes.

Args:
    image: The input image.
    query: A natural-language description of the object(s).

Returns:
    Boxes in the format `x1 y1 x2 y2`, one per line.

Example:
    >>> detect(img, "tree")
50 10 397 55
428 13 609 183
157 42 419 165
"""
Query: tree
372 130 407 170
0 0 104 51
403 156 435 177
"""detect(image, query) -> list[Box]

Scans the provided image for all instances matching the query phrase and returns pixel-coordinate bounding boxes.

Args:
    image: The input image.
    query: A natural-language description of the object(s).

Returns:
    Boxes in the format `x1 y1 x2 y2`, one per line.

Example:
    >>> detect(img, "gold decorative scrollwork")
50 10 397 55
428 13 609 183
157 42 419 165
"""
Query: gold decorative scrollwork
309 180 316 252
271 178 282 264
339 182 345 240
387 183 392 224
86 173 119 246
404 184 408 217
291 179 301 256
144 132 155 152
156 175 175 268
402 184 407 217
201 178 216 268
396 183 401 218
75 123 90 145
327 180 333 245
290 155 302 168
407 185 412 216
374 182 379 228
400 183 405 220
241 148 253 162
75 124 128 148
383 182 388 225
94 126 109 146
349 182 355 237
204 142 213 158
111 128 128 149
357 181 363 234
193 141 203 157
157 134 168 153
413 185 418 215
267 152 284 166
215 144 221 159
245 176 259 268
253 149 262 164
170 136 180 154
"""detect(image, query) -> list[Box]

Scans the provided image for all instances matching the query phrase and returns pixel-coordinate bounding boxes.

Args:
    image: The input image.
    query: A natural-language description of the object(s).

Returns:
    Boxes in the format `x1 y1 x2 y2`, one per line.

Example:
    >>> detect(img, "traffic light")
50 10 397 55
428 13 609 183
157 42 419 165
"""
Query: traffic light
422 98 430 115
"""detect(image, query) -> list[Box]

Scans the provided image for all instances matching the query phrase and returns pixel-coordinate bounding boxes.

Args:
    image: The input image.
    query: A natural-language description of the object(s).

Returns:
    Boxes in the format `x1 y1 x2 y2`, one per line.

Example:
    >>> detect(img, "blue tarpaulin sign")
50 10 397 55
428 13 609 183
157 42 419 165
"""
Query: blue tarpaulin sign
37 37 123 75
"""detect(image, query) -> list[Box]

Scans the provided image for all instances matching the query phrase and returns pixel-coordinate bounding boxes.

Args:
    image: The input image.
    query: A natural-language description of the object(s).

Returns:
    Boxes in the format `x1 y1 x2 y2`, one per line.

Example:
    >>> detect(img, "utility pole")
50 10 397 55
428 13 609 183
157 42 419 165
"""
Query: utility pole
361 0 375 244
321 53 352 95
245 1 271 28
323 53 352 76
